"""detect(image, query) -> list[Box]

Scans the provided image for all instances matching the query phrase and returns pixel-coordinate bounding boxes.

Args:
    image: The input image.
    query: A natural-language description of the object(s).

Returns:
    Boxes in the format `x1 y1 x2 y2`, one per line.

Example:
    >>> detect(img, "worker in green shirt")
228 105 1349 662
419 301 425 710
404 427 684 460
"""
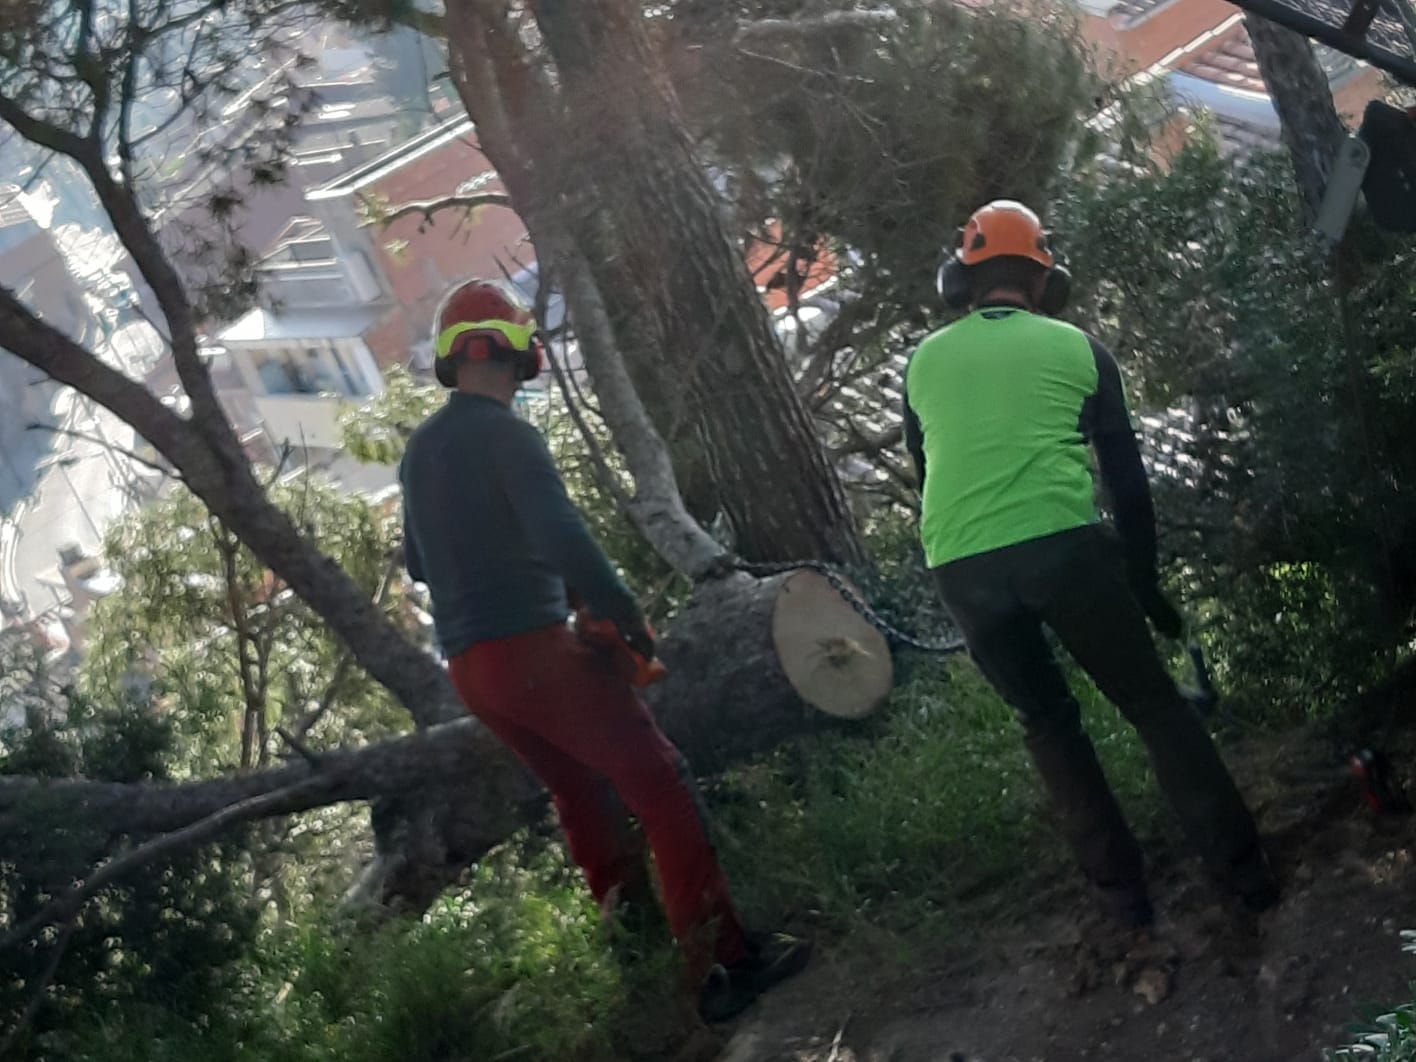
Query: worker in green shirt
904 200 1279 928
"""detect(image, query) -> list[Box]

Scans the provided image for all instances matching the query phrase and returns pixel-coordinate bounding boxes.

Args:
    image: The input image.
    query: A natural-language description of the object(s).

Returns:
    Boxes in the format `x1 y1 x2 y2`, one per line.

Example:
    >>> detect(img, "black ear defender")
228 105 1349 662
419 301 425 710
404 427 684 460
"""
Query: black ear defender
937 227 973 310
935 246 1073 315
516 333 546 382
1037 259 1072 316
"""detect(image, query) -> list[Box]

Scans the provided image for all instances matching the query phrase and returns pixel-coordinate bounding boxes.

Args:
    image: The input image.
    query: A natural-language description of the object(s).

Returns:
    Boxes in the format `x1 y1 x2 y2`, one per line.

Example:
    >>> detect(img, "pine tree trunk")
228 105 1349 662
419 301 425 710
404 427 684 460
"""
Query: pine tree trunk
525 0 866 566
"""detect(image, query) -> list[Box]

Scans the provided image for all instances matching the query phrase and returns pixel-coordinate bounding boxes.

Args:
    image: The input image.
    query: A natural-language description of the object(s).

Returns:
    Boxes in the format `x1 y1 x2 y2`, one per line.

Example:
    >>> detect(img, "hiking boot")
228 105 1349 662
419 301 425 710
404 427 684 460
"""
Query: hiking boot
698 932 813 1024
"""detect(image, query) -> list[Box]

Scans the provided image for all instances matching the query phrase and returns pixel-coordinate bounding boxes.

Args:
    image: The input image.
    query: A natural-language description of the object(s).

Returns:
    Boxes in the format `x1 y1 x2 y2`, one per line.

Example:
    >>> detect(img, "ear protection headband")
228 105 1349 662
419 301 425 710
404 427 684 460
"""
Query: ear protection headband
935 241 1073 316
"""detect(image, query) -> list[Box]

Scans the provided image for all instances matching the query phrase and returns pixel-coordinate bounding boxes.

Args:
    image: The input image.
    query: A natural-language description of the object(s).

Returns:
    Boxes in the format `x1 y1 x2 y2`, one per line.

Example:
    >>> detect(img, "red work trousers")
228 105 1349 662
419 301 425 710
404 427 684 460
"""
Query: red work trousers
448 621 748 972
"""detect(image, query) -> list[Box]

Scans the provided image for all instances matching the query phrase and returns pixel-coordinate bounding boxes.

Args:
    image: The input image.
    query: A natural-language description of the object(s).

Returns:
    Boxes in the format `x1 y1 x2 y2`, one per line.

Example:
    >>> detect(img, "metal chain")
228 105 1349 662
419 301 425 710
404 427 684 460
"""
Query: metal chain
733 559 967 655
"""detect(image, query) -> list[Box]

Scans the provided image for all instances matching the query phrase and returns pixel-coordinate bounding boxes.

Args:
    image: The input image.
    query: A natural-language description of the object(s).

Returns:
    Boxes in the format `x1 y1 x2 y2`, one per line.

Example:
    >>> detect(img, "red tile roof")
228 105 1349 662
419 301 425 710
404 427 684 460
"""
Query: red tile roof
1175 21 1363 94
744 223 836 313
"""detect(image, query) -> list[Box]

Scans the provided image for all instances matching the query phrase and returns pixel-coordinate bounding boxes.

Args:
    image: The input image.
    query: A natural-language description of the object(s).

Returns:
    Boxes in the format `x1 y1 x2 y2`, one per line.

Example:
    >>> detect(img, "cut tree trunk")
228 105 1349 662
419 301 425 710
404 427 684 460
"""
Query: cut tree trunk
651 570 893 772
3 573 893 914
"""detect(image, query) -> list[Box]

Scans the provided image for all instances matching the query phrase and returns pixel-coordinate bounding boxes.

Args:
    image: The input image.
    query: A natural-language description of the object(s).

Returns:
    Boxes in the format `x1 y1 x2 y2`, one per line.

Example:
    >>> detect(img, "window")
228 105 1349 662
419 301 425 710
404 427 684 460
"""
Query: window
252 348 301 395
250 343 364 397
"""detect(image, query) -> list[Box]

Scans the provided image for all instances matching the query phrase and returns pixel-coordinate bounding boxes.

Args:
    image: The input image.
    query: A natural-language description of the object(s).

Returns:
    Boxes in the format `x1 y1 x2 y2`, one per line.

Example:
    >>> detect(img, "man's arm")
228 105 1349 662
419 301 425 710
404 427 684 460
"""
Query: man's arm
1082 337 1158 580
902 380 927 491
397 455 427 584
496 417 642 627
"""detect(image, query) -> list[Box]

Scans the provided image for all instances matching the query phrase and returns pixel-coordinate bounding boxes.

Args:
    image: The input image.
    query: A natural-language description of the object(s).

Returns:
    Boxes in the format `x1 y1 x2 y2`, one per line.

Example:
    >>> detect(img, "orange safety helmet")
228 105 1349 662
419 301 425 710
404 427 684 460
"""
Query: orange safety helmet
956 200 1055 268
937 200 1070 314
431 278 545 387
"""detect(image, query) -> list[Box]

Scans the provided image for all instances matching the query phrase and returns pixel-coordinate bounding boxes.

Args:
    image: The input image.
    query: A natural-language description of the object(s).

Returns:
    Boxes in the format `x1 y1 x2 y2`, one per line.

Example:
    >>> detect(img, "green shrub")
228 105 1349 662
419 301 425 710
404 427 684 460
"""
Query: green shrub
1326 931 1416 1061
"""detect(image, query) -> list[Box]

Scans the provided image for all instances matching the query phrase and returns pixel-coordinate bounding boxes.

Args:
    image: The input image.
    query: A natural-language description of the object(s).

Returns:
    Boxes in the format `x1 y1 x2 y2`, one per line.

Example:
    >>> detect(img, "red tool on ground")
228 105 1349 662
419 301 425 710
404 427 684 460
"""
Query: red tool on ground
1349 748 1412 815
573 605 667 688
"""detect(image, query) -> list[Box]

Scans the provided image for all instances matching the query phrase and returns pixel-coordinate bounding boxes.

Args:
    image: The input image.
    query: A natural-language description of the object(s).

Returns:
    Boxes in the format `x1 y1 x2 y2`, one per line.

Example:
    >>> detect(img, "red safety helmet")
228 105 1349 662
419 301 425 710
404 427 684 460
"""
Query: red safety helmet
431 278 545 387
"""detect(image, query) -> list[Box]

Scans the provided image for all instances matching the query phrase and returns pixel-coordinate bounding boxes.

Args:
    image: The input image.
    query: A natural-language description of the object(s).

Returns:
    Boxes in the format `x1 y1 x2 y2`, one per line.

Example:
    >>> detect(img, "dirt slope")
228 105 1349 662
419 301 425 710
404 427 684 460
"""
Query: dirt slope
714 732 1416 1062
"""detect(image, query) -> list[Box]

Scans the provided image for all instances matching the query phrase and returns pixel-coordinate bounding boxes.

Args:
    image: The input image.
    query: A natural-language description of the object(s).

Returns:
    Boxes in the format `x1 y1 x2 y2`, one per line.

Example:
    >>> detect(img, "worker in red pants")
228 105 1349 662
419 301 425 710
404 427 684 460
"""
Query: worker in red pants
399 279 809 1022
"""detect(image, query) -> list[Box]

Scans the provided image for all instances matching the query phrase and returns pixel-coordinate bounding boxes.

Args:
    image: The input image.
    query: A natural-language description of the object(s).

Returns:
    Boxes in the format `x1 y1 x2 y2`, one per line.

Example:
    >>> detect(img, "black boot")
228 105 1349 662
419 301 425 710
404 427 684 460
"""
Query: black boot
698 932 813 1023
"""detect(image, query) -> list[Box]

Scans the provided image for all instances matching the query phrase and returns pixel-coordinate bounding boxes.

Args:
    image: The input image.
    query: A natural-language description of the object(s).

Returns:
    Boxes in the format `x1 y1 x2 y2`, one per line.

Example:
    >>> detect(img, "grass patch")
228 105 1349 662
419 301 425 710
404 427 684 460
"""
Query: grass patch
47 844 681 1062
709 656 1170 945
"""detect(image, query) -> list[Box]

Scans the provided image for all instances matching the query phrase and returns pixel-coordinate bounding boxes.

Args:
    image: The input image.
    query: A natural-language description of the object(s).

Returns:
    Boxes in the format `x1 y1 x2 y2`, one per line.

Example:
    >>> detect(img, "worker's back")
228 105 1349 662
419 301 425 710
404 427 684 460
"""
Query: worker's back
400 393 570 656
906 306 1103 568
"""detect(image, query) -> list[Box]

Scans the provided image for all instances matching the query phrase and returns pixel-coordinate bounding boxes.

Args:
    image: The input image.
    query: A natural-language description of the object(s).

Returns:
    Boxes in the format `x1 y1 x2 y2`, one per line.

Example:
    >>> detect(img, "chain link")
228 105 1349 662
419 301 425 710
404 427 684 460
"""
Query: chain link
733 560 967 655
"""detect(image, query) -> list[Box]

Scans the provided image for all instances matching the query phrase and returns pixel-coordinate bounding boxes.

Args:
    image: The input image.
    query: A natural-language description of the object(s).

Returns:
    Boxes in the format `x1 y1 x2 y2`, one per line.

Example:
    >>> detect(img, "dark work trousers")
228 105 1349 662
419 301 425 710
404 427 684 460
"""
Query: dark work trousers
933 525 1264 918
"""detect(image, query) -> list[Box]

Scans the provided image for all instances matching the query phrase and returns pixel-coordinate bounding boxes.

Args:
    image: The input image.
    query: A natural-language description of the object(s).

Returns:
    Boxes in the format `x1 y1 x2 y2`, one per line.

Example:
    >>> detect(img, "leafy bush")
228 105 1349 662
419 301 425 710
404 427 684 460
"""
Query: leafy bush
47 842 678 1062
1326 931 1416 1061
0 693 259 1062
1058 137 1416 718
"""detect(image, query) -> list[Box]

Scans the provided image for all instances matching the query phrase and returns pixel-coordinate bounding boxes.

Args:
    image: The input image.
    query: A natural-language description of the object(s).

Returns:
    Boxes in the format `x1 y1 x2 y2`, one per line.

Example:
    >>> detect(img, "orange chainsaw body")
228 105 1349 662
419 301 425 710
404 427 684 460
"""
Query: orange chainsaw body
574 609 667 688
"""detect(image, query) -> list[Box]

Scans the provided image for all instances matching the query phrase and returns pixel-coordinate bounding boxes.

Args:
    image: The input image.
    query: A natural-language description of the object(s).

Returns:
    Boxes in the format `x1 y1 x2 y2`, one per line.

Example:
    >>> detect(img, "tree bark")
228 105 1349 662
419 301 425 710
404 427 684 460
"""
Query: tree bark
531 0 864 567
1244 17 1347 221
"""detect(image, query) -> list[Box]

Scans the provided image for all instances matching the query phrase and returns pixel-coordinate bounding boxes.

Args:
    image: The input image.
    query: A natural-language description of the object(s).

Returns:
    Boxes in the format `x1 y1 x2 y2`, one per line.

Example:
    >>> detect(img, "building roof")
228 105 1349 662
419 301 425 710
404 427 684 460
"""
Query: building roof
1109 0 1180 27
1176 22 1362 93
307 116 476 200
219 305 387 343
744 223 837 313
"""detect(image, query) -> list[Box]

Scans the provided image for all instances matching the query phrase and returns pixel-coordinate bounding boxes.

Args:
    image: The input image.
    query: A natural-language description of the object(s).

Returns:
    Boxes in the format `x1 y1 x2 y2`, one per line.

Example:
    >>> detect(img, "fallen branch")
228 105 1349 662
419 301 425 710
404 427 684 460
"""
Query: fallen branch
1 778 326 952
0 918 76 1057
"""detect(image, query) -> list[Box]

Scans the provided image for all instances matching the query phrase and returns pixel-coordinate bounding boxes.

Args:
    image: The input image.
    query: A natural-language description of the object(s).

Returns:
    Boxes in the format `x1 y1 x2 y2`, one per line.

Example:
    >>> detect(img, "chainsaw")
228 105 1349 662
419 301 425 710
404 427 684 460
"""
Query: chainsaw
1154 593 1411 816
571 600 667 689
1350 748 1413 816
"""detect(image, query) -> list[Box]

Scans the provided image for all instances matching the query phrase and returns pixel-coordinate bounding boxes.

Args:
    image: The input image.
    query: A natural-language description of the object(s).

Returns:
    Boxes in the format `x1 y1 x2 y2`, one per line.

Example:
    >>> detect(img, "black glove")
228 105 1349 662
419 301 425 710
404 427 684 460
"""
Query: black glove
615 618 656 661
1133 580 1185 641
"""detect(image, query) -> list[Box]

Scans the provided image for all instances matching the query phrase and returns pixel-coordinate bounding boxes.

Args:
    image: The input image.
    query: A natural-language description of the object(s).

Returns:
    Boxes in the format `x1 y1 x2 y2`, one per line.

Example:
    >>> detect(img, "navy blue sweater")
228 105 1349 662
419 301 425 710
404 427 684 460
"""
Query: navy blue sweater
399 393 639 657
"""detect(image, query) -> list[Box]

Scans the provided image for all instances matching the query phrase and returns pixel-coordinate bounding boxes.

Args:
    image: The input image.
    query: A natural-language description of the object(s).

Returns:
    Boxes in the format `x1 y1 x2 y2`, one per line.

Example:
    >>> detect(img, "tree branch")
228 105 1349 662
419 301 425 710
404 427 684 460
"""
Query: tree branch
0 918 76 1057
546 333 633 511
0 778 327 952
368 191 514 229
0 288 223 485
26 422 173 477
735 9 898 41
0 91 95 162
0 717 491 848
831 422 903 458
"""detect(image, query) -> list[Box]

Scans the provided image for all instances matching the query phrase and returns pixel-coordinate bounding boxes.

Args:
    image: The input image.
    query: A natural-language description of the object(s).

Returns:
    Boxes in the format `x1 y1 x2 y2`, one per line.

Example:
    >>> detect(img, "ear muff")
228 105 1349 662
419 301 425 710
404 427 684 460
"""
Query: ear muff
514 334 545 382
1038 263 1072 316
936 254 972 310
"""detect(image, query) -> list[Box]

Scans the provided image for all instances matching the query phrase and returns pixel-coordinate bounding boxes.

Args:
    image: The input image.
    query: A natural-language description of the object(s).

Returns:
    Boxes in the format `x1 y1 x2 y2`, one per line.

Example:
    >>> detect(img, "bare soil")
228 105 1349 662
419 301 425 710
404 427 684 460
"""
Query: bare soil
708 730 1416 1062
